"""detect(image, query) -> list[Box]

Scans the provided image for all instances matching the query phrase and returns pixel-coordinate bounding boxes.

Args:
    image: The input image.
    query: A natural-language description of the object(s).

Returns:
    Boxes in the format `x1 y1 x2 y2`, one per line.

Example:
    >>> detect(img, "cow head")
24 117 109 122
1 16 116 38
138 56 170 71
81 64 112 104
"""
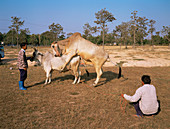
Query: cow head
30 48 43 65
51 41 62 57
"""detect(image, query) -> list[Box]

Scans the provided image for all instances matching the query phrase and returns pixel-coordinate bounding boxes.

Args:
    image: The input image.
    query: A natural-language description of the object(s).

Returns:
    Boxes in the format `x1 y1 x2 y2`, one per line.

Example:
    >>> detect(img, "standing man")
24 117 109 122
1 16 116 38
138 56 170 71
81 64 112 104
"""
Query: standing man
17 43 30 90
121 75 159 117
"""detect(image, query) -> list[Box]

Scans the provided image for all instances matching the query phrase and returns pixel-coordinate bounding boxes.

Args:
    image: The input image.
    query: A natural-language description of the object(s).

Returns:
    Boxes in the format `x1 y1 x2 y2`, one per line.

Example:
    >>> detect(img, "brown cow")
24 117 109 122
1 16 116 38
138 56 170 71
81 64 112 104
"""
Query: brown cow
51 32 121 86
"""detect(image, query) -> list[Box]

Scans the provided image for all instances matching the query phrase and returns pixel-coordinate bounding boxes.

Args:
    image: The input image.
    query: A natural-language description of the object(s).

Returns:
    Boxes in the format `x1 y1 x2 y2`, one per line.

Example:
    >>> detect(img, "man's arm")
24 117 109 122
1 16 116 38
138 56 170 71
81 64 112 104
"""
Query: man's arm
123 88 142 102
26 57 31 60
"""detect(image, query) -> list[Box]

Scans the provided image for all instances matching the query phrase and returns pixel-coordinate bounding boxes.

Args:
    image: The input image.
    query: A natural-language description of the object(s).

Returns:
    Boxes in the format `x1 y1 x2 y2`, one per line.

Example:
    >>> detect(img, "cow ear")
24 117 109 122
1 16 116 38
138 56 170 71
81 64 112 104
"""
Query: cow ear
38 52 43 56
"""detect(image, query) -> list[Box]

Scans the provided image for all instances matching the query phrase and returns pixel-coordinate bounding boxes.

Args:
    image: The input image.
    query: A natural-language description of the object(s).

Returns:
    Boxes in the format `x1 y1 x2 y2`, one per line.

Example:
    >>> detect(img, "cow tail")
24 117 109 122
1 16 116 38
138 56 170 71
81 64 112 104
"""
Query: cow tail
107 56 122 79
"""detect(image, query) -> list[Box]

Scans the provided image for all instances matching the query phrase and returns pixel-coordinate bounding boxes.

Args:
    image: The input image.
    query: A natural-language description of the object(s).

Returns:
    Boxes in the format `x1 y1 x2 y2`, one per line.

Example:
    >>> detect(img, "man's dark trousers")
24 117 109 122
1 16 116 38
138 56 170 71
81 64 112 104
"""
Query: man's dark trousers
19 69 27 81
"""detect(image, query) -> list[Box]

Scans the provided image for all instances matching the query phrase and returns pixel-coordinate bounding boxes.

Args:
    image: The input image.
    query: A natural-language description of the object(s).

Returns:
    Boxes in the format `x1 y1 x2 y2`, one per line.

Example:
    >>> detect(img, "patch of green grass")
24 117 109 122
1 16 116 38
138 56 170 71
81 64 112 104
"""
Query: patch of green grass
88 117 95 121
70 92 79 95
133 58 145 61
114 56 121 58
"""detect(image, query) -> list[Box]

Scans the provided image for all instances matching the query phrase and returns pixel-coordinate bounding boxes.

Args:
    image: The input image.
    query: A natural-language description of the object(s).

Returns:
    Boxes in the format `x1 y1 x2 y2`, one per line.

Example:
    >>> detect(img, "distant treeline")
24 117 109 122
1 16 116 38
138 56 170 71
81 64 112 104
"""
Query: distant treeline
0 9 169 48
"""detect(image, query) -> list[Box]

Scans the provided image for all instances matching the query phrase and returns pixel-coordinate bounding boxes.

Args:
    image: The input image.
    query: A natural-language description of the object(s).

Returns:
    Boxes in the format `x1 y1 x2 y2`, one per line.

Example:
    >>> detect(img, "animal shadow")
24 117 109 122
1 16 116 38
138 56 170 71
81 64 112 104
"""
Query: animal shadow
0 58 17 64
81 70 120 87
27 71 121 88
26 74 75 88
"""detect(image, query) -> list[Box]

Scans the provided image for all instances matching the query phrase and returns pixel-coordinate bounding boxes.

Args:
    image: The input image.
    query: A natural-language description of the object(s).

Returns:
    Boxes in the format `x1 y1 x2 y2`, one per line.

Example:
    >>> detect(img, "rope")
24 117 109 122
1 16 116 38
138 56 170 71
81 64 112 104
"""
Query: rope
120 95 128 114
107 56 122 79
109 57 119 67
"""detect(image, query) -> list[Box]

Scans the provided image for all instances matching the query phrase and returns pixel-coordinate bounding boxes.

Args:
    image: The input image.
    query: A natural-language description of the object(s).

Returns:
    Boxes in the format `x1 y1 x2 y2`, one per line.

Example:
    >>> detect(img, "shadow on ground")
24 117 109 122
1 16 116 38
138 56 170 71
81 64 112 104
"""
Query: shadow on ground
27 70 121 88
0 58 17 64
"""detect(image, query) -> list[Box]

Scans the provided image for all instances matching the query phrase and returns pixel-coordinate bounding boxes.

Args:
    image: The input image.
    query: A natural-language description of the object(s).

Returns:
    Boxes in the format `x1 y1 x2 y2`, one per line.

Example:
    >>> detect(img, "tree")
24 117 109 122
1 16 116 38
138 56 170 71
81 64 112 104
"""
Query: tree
58 34 65 41
148 19 156 49
0 32 4 43
67 32 73 38
136 17 148 47
94 8 116 48
161 25 170 46
9 16 24 48
152 32 162 45
29 34 38 46
83 23 91 39
41 31 53 45
49 23 64 41
19 28 30 44
105 33 115 45
112 30 119 45
130 11 138 48
4 29 17 45
116 22 130 49
83 23 98 39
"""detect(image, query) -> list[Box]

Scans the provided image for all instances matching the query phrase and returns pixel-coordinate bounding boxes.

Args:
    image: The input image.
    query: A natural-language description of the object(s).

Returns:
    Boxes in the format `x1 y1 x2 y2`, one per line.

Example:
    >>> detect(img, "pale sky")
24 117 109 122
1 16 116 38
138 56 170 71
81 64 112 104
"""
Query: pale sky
0 0 170 35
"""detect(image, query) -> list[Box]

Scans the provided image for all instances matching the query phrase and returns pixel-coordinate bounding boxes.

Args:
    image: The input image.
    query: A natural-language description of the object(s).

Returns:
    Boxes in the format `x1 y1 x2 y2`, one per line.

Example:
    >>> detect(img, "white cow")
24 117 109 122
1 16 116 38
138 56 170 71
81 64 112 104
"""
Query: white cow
31 48 81 85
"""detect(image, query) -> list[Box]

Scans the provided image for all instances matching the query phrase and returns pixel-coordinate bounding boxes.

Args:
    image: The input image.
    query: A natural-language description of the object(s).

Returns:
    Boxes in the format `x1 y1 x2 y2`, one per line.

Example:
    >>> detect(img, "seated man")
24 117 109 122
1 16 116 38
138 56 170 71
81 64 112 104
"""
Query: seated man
122 75 159 117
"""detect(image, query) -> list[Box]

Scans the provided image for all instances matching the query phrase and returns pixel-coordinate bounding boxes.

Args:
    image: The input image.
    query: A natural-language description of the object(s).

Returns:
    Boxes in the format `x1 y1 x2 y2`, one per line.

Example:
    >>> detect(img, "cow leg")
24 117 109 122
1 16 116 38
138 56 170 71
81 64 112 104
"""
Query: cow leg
92 57 107 86
72 76 78 84
73 68 81 84
48 71 52 84
72 66 78 84
93 67 103 86
45 69 51 85
77 71 81 84
61 50 77 71
45 72 49 85
69 56 81 84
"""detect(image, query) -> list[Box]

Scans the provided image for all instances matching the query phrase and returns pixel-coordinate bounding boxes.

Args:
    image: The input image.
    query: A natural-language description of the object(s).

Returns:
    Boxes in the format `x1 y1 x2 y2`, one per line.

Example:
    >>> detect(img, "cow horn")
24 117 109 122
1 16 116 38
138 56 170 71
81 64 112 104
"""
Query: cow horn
33 48 37 51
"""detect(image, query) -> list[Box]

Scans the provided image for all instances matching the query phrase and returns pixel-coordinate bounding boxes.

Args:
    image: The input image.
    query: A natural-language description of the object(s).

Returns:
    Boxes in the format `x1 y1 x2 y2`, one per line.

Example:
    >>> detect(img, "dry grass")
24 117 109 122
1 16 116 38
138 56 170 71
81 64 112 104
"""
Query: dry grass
0 46 170 128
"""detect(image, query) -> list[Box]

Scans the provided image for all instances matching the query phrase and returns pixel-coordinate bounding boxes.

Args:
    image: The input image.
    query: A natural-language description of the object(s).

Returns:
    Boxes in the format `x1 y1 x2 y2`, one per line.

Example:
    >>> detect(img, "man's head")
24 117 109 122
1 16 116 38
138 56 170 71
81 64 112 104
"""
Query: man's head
141 75 151 85
20 43 27 50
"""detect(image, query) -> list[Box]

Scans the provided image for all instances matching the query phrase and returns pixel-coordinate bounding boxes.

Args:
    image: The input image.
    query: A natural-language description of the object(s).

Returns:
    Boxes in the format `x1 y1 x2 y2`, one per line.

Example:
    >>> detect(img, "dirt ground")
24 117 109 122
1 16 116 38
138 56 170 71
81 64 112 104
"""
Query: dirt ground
104 46 170 67
0 46 170 128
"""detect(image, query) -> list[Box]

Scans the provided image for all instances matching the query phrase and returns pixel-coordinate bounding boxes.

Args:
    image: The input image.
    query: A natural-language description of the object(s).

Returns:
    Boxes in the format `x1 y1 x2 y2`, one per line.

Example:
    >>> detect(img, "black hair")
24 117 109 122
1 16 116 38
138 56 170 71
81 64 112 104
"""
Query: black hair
20 43 27 48
141 75 151 84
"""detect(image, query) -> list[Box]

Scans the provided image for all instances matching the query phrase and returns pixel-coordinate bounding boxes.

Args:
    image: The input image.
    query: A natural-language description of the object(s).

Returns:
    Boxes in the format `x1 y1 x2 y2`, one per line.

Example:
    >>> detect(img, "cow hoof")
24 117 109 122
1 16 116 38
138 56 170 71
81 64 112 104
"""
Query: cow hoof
92 83 97 86
60 67 64 71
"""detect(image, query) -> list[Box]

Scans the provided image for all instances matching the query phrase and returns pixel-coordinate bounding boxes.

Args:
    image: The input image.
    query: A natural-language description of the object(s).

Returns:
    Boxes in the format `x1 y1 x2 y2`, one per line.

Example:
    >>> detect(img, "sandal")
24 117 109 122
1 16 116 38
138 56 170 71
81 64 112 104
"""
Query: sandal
133 114 143 118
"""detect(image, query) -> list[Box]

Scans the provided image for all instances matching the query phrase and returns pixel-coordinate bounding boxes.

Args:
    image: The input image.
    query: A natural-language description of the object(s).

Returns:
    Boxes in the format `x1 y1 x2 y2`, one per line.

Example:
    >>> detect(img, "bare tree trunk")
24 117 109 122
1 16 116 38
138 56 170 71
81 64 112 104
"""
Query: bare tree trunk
17 30 19 49
39 34 41 45
102 28 105 49
165 36 170 48
151 33 154 50
120 38 122 50
133 30 136 49
125 42 127 49
12 29 14 45
141 38 144 49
